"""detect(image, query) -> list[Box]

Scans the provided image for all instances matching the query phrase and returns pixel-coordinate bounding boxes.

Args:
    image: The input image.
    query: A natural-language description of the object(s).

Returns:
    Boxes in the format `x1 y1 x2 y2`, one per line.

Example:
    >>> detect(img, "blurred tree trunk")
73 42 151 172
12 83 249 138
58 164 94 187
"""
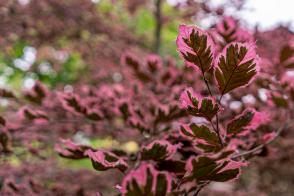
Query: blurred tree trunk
153 0 162 54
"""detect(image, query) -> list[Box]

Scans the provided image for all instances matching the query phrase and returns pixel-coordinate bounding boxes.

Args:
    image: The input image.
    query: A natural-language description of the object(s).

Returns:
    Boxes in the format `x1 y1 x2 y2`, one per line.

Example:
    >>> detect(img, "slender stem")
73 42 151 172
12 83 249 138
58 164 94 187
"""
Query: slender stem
203 75 223 147
219 94 224 104
194 188 202 196
232 122 289 159
193 182 209 196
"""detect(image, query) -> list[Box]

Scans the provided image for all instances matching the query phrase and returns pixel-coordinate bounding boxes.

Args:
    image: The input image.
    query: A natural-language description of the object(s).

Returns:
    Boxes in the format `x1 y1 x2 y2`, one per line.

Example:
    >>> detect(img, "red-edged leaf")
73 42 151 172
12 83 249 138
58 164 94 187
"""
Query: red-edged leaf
180 89 220 121
227 109 254 136
19 107 48 121
180 123 222 152
24 81 48 104
226 108 269 137
122 52 151 82
55 139 91 159
206 161 246 182
86 149 128 172
121 163 173 196
215 42 259 95
215 16 252 44
60 93 87 114
177 25 215 73
60 93 102 121
141 140 177 161
145 54 163 73
185 156 246 183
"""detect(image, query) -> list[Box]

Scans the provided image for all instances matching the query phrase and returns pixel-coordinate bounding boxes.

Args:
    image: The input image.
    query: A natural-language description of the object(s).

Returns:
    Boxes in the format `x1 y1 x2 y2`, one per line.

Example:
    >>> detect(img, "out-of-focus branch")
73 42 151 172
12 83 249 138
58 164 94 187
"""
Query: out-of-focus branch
232 122 290 159
153 0 162 53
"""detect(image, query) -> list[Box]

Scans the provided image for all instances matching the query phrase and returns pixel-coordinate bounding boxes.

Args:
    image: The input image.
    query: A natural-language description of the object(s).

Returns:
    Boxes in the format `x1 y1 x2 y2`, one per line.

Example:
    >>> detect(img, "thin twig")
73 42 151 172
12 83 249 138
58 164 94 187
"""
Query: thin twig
232 122 289 159
203 76 223 147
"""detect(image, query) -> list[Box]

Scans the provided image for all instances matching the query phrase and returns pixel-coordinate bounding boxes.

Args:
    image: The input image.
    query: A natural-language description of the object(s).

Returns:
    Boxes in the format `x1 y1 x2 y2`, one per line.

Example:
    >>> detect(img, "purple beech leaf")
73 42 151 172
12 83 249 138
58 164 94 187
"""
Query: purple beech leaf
206 160 247 182
165 131 199 159
0 116 6 126
0 88 16 99
121 163 173 196
185 156 246 183
60 93 87 115
216 16 237 37
129 116 149 133
145 54 163 73
121 52 140 70
122 52 152 82
279 44 294 68
227 109 255 136
85 109 103 121
180 89 220 121
227 108 269 137
269 93 289 108
55 139 91 159
0 129 12 153
141 140 177 161
215 42 259 95
157 160 186 175
119 102 129 119
60 93 102 121
19 107 48 121
86 149 128 172
180 123 222 153
185 156 220 182
215 16 253 44
177 25 215 73
24 81 48 104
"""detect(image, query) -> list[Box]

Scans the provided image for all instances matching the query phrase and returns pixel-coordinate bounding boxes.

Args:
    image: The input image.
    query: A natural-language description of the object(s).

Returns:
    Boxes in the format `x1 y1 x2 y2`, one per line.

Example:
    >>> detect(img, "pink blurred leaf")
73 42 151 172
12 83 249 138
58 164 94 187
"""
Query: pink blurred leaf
24 81 48 104
141 140 177 161
86 149 128 172
55 139 91 159
121 163 172 196
19 107 48 121
60 93 87 114
215 16 253 44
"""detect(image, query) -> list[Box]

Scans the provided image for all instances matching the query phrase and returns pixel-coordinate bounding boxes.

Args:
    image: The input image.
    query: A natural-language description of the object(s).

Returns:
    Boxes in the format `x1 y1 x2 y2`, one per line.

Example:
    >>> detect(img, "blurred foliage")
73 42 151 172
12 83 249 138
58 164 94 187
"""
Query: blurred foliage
0 0 190 89
58 137 139 170
96 0 186 56
0 41 86 90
